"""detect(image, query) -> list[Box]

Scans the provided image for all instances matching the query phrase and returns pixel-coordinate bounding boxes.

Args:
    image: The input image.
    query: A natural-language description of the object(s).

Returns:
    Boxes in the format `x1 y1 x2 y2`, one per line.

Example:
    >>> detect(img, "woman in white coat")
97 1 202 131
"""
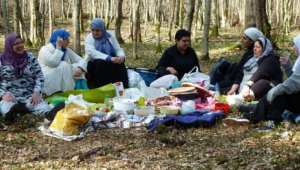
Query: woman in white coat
38 29 87 96
84 18 129 88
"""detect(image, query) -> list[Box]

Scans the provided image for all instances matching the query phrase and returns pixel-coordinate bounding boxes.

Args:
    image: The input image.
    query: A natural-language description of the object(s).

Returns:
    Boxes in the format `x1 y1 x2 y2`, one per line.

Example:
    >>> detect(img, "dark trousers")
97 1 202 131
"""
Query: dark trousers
248 91 300 123
251 79 273 99
87 59 129 88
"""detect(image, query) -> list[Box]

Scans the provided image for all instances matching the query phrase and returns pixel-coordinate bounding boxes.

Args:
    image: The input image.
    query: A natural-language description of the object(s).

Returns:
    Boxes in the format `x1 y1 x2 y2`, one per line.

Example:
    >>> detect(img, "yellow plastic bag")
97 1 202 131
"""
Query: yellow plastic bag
49 102 94 136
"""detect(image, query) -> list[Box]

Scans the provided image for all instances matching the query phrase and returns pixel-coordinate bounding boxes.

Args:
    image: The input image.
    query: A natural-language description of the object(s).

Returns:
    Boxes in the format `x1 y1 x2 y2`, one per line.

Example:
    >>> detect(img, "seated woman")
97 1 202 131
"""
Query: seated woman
216 27 264 93
227 37 283 100
225 34 300 131
85 18 128 88
0 34 64 122
38 29 87 96
156 29 200 80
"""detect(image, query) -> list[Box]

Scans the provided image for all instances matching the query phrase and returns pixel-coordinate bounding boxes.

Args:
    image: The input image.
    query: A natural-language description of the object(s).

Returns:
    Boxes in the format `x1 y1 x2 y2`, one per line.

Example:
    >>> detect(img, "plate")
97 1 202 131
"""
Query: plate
168 87 195 93
181 82 209 94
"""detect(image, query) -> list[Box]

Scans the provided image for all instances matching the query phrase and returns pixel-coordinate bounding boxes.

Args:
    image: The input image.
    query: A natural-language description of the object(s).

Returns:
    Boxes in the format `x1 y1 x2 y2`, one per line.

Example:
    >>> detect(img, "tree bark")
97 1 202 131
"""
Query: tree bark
35 0 43 46
61 0 66 19
133 0 141 59
210 0 219 36
143 0 149 37
179 0 184 28
174 0 180 27
192 0 200 42
105 0 111 29
168 0 176 41
73 0 82 55
244 0 255 28
201 0 212 61
48 0 53 34
13 0 20 35
155 0 162 53
183 0 195 32
128 0 133 40
14 0 32 46
115 0 125 44
2 0 9 37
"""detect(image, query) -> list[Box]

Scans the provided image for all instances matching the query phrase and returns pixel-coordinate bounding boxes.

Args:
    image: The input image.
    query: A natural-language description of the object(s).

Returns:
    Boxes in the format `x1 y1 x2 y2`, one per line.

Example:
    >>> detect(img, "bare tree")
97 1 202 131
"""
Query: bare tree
210 0 219 36
14 0 32 46
13 0 20 35
48 0 53 35
128 0 133 40
155 0 162 53
183 0 195 32
174 0 180 27
168 0 176 41
115 0 125 44
105 0 111 29
73 0 82 55
61 0 66 19
179 0 184 28
133 0 141 59
192 0 201 42
2 0 9 37
201 0 212 61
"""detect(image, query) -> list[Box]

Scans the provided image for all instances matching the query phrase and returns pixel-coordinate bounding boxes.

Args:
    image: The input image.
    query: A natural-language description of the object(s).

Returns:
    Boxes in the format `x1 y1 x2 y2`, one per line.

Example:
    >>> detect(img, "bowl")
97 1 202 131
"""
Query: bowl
134 106 155 116
113 98 137 113
159 106 180 116
214 103 230 114
226 95 244 106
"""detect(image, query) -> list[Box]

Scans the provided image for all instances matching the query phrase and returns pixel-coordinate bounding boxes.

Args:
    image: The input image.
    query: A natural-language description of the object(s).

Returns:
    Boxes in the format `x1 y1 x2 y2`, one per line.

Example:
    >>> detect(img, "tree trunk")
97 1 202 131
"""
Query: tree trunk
105 0 111 29
155 0 162 53
80 5 84 33
283 0 292 34
192 0 200 42
41 0 46 45
210 0 219 36
2 0 9 37
48 0 53 34
128 0 133 40
168 0 176 41
143 0 149 37
61 0 66 19
67 0 71 19
92 0 96 19
133 0 141 59
30 0 37 42
14 0 32 46
244 0 255 28
201 0 212 61
294 0 299 25
73 0 82 55
179 0 184 28
174 0 180 27
115 0 125 44
13 0 20 35
35 0 43 46
183 0 195 32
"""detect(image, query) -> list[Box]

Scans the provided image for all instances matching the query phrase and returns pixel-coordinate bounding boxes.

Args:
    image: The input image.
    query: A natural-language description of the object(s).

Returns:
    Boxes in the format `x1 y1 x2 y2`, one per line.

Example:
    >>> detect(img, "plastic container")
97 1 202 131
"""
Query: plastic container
134 106 155 116
159 106 180 116
214 103 230 114
51 97 65 106
113 98 137 114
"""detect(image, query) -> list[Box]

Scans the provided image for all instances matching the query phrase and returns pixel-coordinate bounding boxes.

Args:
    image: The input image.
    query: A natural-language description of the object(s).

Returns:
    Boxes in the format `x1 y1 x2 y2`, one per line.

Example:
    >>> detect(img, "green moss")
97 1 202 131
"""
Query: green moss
217 155 229 164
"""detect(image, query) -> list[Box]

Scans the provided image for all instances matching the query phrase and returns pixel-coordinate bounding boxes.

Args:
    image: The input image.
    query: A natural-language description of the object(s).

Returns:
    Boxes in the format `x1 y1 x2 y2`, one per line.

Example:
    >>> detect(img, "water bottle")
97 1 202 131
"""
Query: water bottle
103 94 110 113
215 82 220 100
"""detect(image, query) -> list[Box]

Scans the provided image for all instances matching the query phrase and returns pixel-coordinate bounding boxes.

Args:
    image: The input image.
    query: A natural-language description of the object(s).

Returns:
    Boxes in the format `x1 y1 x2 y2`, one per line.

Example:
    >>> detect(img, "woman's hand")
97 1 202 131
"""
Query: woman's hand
56 36 64 49
30 92 42 106
240 86 251 99
2 93 17 103
110 57 119 64
279 56 290 65
117 56 125 64
73 67 83 77
227 90 235 96
166 67 178 76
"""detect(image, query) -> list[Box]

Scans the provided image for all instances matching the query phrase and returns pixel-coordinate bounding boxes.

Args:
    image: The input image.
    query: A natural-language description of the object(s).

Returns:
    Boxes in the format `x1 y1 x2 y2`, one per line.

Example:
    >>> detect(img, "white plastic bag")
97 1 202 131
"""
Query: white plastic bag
140 81 169 99
123 88 143 100
127 69 144 89
181 66 210 89
150 75 178 89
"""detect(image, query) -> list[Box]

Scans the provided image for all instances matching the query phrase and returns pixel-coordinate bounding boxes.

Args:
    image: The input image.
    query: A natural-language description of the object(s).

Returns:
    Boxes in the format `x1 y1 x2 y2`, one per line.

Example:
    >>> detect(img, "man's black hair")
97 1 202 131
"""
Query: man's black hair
175 29 191 41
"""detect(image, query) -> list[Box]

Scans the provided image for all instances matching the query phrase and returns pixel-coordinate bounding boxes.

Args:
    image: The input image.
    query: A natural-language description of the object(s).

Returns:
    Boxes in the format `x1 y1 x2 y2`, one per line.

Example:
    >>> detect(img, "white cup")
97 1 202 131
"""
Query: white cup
282 52 291 60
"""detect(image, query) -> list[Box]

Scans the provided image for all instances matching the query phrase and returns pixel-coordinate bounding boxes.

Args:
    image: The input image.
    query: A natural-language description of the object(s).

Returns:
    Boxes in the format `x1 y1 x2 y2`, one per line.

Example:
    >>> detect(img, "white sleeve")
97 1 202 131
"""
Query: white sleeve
38 45 64 68
84 33 109 61
68 49 87 72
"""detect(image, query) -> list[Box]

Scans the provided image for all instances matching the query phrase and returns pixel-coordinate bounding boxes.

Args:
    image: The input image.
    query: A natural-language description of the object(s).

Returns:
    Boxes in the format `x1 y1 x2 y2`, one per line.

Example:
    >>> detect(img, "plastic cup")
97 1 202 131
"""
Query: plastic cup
282 52 290 60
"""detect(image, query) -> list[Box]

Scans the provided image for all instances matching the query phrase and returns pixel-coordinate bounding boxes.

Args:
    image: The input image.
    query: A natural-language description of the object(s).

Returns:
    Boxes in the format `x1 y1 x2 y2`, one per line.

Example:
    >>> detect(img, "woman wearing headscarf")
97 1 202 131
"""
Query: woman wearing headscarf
225 34 300 131
84 18 128 88
215 27 265 93
0 34 64 122
227 37 283 100
38 29 87 96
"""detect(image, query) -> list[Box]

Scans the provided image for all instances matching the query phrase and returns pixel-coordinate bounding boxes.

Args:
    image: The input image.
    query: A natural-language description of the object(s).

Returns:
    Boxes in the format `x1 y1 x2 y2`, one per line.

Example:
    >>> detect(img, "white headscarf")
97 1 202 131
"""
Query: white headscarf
292 34 300 72
243 37 273 71
244 27 265 41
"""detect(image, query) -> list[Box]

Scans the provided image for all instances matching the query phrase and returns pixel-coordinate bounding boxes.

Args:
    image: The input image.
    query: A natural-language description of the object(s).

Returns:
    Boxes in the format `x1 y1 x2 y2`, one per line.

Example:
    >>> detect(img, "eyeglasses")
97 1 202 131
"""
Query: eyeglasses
13 41 24 46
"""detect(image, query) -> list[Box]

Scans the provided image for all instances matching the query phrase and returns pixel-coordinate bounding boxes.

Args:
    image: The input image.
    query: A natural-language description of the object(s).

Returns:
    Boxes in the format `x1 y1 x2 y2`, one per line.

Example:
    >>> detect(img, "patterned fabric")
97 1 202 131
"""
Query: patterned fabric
0 52 44 103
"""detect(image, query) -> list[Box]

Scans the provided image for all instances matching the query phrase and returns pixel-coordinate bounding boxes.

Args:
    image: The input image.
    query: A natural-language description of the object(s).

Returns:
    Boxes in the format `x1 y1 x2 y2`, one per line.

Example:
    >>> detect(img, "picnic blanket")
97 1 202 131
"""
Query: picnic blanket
146 110 226 131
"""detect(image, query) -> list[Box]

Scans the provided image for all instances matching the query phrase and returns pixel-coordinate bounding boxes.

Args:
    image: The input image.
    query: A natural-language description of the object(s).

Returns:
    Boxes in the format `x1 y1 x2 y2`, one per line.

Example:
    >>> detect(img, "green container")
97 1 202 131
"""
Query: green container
51 97 65 106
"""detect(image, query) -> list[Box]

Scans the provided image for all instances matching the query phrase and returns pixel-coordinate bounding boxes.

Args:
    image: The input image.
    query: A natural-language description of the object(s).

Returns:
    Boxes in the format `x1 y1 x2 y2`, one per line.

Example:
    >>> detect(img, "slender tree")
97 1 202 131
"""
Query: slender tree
210 0 219 36
201 0 212 61
155 0 162 53
168 0 176 41
183 0 195 32
192 0 201 42
115 0 125 44
73 0 82 55
13 0 20 35
49 0 53 35
174 0 180 27
105 0 111 29
133 0 141 59
14 0 32 46
2 0 9 37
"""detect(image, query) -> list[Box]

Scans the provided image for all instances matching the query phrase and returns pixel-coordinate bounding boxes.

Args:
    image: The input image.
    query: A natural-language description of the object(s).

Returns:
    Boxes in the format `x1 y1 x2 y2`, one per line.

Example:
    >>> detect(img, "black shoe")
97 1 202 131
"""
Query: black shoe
5 104 20 123
238 104 257 113
45 102 65 120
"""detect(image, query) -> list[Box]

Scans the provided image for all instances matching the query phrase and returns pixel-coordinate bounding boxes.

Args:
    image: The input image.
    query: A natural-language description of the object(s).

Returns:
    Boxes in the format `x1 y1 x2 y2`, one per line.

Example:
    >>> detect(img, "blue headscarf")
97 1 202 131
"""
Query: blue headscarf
90 18 113 56
49 29 70 61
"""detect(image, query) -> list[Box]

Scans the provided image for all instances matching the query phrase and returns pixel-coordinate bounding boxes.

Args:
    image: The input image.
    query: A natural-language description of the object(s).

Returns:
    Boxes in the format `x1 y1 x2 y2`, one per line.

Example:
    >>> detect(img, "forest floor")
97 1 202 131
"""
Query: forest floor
1 19 300 169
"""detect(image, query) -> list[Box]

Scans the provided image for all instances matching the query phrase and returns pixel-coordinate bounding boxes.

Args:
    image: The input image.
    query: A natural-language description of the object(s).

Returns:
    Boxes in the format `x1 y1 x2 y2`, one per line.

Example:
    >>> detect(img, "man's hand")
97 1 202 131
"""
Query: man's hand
166 67 178 76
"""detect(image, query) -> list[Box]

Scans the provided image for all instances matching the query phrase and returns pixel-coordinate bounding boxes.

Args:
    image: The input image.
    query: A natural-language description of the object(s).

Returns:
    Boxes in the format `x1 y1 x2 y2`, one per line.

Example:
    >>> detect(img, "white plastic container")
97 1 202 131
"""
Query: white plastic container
134 106 155 116
113 98 137 113
159 106 180 116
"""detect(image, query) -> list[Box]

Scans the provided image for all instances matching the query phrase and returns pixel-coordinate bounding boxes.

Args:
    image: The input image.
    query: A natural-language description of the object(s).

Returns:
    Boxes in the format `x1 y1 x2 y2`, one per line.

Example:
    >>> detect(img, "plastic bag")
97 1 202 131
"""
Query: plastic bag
127 69 145 89
123 88 143 100
181 66 210 89
140 81 169 99
150 75 178 89
49 102 93 136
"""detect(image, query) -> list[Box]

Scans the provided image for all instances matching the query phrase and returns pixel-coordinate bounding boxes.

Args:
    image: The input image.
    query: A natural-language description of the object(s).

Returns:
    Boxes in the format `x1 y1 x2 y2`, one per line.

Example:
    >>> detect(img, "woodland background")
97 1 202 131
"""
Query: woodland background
1 0 300 169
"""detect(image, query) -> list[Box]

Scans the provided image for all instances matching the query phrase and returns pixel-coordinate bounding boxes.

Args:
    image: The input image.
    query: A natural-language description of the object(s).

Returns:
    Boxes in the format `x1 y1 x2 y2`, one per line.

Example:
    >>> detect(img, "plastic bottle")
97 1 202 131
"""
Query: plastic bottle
215 82 220 101
103 94 110 113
